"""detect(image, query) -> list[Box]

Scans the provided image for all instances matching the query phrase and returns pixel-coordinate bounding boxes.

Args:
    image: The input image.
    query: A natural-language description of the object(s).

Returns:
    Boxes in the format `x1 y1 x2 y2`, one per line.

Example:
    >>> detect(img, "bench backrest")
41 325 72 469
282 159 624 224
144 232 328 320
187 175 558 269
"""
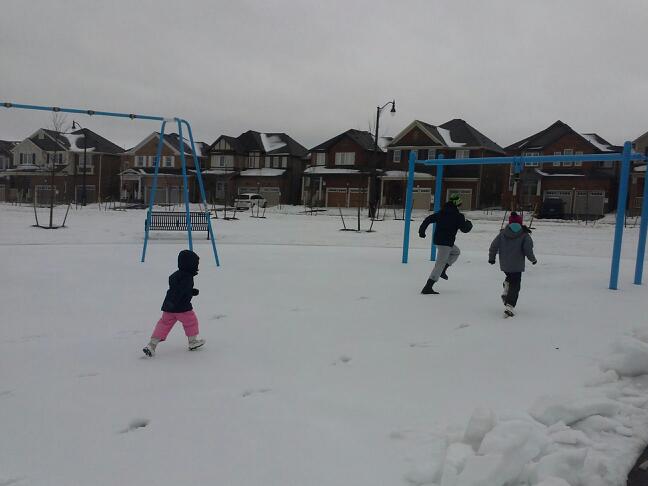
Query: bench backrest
148 212 210 231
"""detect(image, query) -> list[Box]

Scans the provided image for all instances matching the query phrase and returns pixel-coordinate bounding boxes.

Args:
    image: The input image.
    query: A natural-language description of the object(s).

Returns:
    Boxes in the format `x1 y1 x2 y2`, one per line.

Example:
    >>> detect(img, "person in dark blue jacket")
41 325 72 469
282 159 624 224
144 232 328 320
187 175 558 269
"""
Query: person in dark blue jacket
143 250 205 356
418 194 473 294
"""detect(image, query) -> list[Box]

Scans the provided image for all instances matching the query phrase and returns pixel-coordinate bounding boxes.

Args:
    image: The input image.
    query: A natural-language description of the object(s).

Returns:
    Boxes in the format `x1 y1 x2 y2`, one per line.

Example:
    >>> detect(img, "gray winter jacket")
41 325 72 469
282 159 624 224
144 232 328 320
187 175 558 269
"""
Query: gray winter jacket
489 225 537 273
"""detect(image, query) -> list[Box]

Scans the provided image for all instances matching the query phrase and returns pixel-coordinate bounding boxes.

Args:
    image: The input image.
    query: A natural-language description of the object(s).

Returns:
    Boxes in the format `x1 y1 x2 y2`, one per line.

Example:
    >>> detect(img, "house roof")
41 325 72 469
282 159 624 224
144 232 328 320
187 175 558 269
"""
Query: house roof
210 131 308 157
25 128 123 154
506 120 618 153
311 129 379 152
0 140 17 157
389 119 505 153
126 132 198 156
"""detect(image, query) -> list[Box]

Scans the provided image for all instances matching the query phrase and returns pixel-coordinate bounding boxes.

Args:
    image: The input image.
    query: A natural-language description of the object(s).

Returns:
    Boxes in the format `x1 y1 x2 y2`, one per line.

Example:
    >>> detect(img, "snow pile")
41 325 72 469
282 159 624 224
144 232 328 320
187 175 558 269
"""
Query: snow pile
260 133 286 152
406 328 648 486
436 127 466 148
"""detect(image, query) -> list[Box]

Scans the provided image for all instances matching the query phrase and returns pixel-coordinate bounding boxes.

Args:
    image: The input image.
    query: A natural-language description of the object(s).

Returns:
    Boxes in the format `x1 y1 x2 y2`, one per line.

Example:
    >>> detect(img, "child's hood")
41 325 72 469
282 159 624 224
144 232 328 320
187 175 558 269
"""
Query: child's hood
178 250 199 275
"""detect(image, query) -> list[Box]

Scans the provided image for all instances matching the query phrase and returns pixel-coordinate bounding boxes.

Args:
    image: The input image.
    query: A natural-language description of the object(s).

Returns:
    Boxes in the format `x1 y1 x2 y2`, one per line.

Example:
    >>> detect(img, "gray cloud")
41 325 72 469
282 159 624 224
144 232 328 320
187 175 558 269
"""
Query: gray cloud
1 0 647 150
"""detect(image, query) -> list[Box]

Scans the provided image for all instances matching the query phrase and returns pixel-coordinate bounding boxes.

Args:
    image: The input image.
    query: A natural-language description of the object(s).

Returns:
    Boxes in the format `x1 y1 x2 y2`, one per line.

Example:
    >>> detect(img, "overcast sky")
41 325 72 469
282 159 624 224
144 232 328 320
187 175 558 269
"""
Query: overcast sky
1 0 647 150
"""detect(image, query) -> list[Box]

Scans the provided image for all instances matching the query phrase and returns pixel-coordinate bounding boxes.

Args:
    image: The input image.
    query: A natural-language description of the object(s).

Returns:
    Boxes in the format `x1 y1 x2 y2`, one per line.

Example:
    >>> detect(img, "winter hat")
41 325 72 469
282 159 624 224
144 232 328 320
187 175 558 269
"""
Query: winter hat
508 212 523 225
178 249 200 275
448 193 462 207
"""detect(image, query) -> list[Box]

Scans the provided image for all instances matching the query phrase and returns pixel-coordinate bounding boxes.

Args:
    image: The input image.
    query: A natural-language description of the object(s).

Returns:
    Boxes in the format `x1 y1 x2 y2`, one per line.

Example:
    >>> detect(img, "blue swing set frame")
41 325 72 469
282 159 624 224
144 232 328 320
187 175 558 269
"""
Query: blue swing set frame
401 141 648 290
1 101 220 266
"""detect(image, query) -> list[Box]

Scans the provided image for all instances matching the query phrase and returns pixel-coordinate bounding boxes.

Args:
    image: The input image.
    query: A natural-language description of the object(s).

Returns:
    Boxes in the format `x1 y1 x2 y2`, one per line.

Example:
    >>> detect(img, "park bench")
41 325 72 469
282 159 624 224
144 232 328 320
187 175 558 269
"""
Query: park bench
145 211 211 239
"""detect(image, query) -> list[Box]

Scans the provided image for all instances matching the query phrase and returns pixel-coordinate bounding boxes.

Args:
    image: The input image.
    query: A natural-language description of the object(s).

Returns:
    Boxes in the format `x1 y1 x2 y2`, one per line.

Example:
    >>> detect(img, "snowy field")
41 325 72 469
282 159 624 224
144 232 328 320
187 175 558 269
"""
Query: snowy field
2 203 648 486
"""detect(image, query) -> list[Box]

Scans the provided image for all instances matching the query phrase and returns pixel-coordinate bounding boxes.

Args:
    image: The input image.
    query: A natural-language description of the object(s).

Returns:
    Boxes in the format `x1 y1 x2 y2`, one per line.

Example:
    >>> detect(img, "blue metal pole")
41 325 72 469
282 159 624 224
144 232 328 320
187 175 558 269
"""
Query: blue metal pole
634 156 648 284
610 141 632 290
176 119 194 251
1 102 165 121
181 120 220 267
401 151 417 263
141 120 167 262
431 154 444 261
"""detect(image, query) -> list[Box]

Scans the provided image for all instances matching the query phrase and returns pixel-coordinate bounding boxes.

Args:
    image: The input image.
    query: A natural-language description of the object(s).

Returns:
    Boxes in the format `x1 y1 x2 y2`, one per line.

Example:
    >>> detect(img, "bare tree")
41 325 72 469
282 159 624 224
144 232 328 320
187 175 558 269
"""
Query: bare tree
47 112 68 228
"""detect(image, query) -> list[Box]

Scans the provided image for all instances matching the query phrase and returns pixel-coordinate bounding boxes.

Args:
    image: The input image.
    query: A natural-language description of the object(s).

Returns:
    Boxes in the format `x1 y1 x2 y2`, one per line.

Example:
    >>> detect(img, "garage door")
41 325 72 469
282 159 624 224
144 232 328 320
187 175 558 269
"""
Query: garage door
544 190 573 213
0 185 5 202
348 188 367 208
412 187 431 210
259 187 281 206
446 188 472 210
326 188 347 207
574 190 605 216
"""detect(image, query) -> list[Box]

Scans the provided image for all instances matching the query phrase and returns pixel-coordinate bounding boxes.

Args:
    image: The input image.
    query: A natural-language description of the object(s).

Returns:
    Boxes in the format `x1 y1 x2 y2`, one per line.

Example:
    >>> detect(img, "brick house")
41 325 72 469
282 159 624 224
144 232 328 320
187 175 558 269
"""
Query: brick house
3 128 122 204
207 130 308 206
120 132 208 204
384 119 506 210
629 131 648 216
505 121 621 216
302 129 385 208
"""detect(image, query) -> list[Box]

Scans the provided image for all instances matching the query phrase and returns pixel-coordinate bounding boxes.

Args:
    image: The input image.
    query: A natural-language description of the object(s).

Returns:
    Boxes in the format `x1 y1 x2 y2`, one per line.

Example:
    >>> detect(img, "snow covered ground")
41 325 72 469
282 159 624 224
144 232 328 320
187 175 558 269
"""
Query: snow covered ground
1 203 648 485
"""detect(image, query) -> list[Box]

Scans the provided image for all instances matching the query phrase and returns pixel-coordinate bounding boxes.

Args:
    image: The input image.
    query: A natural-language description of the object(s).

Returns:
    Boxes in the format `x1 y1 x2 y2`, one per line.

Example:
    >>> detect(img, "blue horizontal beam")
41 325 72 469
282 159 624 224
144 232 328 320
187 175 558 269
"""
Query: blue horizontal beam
416 152 646 167
1 102 165 122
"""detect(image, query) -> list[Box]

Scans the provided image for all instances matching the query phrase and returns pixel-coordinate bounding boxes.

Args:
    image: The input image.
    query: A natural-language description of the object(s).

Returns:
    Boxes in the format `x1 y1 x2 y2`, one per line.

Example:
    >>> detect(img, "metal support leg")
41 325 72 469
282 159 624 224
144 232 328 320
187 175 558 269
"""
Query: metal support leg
431 155 444 261
610 141 632 290
141 120 167 262
402 151 416 263
634 153 648 284
176 119 193 251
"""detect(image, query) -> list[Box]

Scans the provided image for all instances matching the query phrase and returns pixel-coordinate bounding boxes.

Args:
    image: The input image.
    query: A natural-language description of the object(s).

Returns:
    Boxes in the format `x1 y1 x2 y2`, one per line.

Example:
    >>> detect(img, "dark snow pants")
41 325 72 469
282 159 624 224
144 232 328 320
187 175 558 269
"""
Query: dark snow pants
503 272 522 307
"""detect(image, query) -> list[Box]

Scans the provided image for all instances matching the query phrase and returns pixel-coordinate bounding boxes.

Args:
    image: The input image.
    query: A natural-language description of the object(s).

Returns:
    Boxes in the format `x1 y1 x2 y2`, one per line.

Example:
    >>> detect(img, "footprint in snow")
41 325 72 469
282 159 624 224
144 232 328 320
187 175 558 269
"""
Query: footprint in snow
211 314 227 320
357 296 369 301
241 388 272 398
120 418 150 433
409 341 435 348
455 323 470 330
78 373 99 378
0 477 25 486
332 355 352 365
0 390 13 398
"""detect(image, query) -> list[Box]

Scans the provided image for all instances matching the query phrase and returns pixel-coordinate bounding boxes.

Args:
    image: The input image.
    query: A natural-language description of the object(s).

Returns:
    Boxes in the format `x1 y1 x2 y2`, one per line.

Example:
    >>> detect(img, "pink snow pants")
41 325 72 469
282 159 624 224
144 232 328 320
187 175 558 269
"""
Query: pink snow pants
151 310 199 341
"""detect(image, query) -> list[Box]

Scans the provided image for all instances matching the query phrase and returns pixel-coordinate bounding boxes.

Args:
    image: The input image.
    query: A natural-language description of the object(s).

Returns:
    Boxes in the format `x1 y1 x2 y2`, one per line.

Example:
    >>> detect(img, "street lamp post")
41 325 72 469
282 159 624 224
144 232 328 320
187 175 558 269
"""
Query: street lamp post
72 121 88 206
371 100 396 218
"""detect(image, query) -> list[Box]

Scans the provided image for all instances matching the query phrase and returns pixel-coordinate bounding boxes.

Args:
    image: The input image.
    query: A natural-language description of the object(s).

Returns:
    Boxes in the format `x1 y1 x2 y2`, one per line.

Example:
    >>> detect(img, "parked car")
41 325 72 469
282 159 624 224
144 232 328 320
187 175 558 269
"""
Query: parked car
234 193 266 210
537 197 565 219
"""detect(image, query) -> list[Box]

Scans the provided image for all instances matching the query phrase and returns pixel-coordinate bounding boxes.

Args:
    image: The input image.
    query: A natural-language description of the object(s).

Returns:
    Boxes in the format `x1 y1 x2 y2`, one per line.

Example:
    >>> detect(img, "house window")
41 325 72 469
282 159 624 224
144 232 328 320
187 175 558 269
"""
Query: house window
248 152 261 168
563 149 574 167
315 152 326 166
553 152 562 166
575 151 583 167
56 153 66 165
135 156 146 167
334 152 355 166
281 156 288 168
163 156 174 168
523 151 539 167
393 149 401 163
455 149 470 159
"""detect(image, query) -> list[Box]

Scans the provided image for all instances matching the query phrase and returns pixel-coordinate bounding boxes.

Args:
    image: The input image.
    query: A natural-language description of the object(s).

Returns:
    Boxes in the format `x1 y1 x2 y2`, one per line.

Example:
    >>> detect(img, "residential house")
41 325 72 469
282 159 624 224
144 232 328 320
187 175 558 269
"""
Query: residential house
303 129 384 208
120 132 208 204
629 131 648 216
5 128 122 204
0 140 17 201
505 121 621 217
207 130 308 206
384 119 506 210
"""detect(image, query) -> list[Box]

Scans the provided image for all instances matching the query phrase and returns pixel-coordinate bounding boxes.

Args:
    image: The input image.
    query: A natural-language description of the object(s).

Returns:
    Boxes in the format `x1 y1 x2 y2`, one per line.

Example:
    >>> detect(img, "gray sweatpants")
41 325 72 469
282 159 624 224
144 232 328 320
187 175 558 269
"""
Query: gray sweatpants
429 245 461 281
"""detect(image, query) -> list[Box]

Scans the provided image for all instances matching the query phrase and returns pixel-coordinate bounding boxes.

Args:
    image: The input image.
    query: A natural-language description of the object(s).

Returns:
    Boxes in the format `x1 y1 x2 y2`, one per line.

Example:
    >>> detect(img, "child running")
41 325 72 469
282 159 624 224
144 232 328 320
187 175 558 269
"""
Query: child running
488 212 537 317
143 249 206 356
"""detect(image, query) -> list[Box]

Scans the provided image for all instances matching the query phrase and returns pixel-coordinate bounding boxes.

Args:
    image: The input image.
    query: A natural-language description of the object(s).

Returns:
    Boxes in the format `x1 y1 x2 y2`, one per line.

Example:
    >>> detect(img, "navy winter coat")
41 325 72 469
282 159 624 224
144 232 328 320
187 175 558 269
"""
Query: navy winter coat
161 250 200 313
418 202 473 247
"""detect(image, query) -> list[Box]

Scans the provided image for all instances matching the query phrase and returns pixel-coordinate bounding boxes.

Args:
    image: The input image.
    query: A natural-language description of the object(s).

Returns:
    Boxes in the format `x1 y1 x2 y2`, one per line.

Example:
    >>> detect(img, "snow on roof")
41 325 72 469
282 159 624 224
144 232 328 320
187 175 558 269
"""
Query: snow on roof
634 164 646 173
580 133 613 152
240 168 285 177
62 134 96 153
436 127 466 148
535 169 584 177
260 134 287 153
382 170 433 179
303 167 359 174
199 169 236 175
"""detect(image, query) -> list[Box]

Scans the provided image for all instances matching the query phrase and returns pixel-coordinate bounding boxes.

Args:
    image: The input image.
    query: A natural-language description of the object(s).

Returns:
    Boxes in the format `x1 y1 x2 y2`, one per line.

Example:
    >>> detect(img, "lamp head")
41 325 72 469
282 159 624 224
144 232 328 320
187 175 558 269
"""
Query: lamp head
390 100 396 115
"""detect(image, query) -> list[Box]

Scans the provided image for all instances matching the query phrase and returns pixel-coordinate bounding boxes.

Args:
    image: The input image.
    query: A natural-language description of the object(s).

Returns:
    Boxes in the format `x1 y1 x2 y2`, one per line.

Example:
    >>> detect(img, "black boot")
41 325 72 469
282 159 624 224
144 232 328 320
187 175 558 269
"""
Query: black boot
440 264 450 280
421 279 439 295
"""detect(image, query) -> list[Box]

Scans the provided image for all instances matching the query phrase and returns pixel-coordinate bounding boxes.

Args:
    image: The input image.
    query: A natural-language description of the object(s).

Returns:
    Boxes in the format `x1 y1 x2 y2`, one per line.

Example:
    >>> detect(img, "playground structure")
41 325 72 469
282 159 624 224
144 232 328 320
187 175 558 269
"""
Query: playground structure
401 144 648 290
1 102 220 266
